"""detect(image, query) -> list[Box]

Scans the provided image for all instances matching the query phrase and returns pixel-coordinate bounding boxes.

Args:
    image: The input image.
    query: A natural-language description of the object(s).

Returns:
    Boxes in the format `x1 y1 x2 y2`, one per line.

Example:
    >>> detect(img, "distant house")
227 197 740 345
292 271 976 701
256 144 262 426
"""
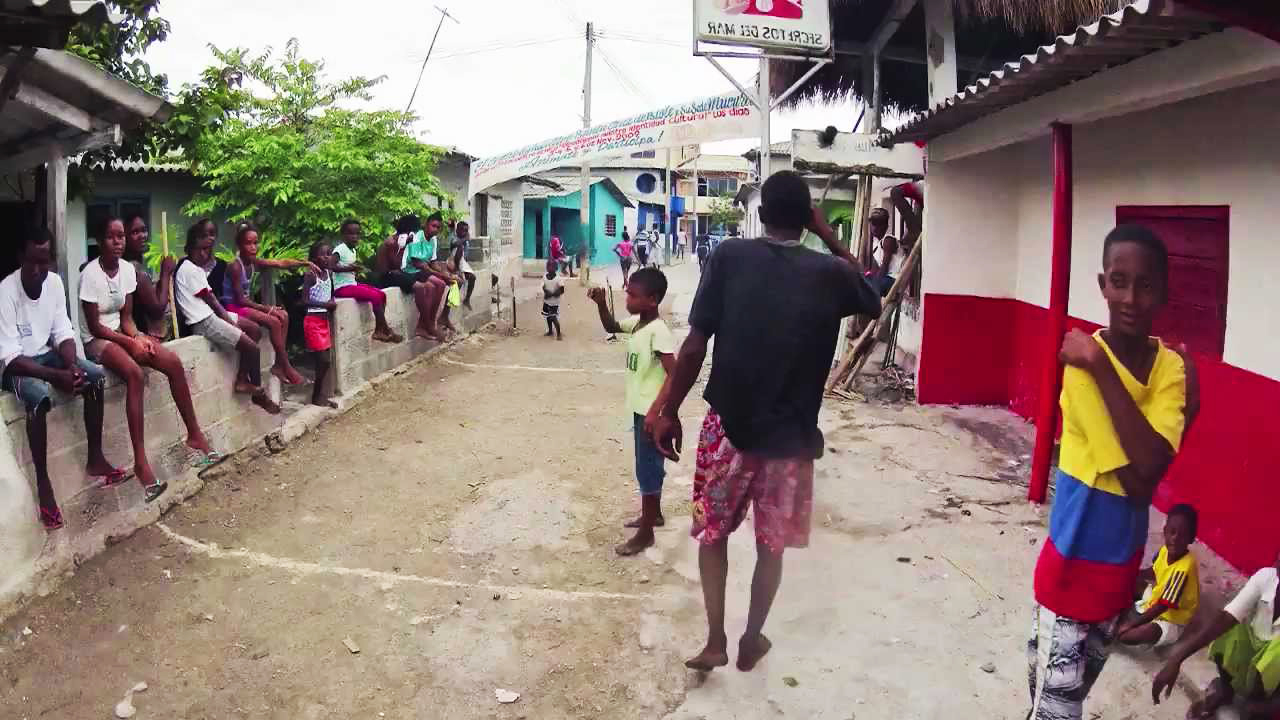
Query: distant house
521 177 633 267
672 153 752 238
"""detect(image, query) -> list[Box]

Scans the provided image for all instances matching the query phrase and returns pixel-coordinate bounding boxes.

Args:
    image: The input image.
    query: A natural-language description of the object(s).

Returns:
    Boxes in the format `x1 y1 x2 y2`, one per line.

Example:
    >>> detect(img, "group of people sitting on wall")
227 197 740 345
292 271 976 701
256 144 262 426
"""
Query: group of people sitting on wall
1 210 474 531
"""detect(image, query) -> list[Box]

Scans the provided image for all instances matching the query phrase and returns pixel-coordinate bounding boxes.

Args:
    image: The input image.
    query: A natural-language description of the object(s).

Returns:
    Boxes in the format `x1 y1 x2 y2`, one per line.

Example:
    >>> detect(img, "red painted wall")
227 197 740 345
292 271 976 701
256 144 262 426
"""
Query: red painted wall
919 292 1280 574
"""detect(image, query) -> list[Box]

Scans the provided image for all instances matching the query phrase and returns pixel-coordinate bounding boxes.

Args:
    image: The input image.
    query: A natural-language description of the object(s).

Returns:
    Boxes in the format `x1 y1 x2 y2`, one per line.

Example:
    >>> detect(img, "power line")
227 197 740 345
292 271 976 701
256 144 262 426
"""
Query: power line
594 41 654 106
595 29 685 48
430 35 577 61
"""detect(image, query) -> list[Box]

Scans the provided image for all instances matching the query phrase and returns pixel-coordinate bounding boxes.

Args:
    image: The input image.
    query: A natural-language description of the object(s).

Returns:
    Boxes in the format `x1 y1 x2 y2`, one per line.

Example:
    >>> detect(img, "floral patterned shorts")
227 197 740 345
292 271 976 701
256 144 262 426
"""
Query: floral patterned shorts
689 410 814 553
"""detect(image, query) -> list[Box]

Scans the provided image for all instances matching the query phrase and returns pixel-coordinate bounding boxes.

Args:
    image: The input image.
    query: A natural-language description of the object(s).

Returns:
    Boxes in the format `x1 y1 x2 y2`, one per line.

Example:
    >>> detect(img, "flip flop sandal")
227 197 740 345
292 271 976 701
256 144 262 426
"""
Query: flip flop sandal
93 468 131 488
185 447 224 469
143 482 168 504
39 505 64 530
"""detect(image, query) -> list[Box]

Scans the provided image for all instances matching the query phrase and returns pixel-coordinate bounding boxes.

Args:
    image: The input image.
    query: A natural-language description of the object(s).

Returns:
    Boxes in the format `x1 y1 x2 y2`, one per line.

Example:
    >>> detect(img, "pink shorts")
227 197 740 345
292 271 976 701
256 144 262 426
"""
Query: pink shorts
224 303 252 317
690 410 814 552
303 314 332 352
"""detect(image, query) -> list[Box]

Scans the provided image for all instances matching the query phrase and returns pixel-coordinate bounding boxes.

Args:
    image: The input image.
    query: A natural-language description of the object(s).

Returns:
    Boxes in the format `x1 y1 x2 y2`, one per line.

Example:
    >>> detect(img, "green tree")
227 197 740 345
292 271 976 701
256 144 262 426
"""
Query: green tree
708 197 743 232
175 39 444 264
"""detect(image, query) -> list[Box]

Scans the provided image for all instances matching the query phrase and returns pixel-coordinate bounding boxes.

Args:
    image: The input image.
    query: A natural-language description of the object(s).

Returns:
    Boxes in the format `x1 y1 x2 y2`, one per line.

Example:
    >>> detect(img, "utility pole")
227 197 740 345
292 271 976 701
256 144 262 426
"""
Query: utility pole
664 148 673 266
406 6 459 114
579 21 594 284
758 58 771 182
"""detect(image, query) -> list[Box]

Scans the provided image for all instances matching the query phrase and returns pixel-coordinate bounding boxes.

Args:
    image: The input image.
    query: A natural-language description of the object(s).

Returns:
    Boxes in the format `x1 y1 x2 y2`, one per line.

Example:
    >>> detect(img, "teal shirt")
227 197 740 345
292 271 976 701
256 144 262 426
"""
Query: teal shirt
401 233 438 271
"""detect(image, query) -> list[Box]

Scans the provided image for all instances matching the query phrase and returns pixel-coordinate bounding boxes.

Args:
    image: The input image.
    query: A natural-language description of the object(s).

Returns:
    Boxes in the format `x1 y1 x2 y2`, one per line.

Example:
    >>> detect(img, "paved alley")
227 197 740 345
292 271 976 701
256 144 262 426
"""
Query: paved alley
0 260 1210 720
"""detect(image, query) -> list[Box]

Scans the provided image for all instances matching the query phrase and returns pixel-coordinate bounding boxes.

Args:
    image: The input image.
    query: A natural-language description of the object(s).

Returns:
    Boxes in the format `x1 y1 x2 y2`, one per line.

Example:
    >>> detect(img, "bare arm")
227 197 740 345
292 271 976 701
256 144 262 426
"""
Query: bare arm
1117 602 1165 637
252 257 311 271
808 207 864 273
1152 610 1239 704
197 289 235 324
652 329 709 461
587 288 622 334
890 184 921 249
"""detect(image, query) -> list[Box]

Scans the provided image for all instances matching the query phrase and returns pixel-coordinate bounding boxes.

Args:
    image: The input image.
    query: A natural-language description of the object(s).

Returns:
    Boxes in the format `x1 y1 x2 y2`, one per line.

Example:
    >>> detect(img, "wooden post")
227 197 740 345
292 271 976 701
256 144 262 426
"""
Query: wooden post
161 211 179 339
511 276 517 329
1029 123 1073 504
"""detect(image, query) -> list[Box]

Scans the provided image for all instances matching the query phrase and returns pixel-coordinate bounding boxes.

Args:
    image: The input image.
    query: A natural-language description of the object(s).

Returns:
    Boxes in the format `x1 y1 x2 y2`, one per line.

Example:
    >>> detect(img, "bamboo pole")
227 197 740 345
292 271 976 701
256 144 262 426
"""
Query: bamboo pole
162 211 179 339
839 235 924 390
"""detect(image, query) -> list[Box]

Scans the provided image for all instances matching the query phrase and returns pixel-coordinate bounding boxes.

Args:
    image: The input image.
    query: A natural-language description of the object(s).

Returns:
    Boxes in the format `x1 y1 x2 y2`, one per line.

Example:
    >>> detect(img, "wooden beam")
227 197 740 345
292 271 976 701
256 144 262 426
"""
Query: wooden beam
0 125 121 174
869 0 920 55
835 40 993 74
12 82 94 132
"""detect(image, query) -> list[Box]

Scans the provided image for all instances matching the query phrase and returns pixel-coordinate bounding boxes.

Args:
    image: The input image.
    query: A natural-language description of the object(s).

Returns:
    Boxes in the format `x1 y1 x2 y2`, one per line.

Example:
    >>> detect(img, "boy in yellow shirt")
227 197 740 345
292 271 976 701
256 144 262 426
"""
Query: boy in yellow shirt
587 268 676 557
1117 503 1200 648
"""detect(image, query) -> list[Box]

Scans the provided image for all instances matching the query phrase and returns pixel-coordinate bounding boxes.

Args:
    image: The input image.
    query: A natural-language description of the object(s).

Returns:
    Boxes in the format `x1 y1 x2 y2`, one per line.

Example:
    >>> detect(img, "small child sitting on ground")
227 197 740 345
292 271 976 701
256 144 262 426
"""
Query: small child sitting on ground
542 260 564 340
301 240 337 408
587 267 676 556
1117 503 1200 649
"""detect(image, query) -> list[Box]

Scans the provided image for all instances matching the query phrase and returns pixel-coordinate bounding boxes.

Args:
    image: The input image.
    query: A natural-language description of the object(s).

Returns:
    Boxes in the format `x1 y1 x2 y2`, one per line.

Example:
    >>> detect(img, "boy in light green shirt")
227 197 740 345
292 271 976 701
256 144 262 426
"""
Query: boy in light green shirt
588 267 676 557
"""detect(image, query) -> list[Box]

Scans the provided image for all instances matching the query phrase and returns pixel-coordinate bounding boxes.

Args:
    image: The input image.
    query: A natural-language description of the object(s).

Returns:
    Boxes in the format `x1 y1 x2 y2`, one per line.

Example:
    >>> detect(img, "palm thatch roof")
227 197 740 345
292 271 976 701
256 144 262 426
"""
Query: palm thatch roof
770 0 1272 114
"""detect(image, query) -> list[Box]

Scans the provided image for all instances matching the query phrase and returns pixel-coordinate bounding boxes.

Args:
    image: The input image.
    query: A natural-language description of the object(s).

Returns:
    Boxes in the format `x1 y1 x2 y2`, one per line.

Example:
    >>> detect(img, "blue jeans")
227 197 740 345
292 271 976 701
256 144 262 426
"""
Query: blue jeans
633 413 665 496
1 350 106 415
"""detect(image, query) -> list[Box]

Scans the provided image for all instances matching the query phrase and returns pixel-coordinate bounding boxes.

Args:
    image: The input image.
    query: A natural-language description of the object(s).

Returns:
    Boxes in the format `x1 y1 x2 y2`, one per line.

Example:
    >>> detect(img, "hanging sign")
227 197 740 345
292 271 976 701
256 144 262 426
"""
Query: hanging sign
694 0 832 54
469 92 759 194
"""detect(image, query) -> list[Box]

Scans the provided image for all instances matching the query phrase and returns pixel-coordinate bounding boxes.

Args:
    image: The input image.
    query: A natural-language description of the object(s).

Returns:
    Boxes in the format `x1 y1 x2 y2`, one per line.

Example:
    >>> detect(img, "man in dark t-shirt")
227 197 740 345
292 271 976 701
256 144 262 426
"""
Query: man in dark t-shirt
653 171 881 673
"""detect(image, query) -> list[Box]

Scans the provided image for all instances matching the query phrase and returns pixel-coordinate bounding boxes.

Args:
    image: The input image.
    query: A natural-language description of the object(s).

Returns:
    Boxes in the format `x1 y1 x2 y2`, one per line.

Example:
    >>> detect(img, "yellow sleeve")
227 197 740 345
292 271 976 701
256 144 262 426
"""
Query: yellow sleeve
618 316 639 334
1061 364 1130 475
1147 347 1187 453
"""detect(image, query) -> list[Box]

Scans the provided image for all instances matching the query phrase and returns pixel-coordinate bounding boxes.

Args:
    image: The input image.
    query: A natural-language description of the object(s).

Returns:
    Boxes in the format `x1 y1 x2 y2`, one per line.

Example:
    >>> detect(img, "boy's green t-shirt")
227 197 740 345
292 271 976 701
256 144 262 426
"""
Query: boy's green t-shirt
619 316 676 416
401 233 438 271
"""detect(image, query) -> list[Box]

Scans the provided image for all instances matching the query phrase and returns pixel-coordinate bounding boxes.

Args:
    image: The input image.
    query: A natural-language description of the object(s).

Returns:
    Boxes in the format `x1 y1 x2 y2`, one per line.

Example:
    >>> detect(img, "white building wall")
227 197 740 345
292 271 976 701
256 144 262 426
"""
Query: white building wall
921 78 1280 380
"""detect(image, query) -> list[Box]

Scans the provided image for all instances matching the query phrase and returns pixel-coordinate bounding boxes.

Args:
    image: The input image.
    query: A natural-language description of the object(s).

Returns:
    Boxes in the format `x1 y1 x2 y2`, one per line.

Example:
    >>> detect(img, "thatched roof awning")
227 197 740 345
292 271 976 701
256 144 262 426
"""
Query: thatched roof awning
885 0 1223 145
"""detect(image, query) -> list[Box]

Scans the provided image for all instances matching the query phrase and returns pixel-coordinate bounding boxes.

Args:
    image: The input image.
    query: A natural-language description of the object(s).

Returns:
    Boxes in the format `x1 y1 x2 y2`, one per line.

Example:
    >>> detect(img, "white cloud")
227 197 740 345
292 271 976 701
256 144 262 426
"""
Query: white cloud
145 0 862 159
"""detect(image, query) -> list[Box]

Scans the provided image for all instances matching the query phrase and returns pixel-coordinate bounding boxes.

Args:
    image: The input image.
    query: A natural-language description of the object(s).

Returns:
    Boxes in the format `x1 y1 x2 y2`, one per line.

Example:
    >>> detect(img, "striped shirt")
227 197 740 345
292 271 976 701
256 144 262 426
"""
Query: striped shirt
1144 546 1199 626
1034 332 1187 623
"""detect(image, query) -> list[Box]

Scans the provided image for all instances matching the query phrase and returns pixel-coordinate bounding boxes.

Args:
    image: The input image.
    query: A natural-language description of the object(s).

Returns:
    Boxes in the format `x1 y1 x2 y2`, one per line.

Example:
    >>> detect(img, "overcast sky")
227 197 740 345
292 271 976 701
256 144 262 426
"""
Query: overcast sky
145 0 863 159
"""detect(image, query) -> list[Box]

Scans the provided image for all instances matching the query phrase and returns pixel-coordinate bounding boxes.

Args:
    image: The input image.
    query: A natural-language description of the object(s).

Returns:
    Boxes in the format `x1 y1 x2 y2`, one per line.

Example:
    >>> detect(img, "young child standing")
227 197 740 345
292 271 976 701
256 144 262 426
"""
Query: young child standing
542 261 564 340
1027 224 1198 720
302 241 337 407
587 267 675 556
1116 503 1200 649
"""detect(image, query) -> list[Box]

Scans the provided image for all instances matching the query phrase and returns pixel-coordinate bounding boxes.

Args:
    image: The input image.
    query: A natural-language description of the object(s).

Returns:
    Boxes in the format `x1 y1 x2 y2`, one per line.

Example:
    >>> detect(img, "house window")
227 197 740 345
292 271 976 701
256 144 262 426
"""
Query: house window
605 214 617 237
86 196 149 261
635 173 656 194
701 177 738 197
474 195 490 236
1116 205 1229 359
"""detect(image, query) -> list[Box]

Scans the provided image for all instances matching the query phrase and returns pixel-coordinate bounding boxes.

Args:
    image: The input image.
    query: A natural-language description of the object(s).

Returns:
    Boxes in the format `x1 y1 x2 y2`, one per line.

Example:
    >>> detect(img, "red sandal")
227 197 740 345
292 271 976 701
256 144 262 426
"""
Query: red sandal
39 505 64 530
93 468 130 488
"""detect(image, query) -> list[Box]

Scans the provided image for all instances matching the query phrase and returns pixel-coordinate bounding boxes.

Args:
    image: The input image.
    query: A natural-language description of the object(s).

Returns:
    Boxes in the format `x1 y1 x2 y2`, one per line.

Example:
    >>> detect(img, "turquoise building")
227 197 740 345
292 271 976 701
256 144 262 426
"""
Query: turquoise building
522 177 633 265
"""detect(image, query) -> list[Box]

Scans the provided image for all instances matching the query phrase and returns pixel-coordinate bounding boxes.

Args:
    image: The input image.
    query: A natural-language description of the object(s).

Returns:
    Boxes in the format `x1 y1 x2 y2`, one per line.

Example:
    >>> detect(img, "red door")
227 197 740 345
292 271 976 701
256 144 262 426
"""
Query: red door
1116 206 1229 360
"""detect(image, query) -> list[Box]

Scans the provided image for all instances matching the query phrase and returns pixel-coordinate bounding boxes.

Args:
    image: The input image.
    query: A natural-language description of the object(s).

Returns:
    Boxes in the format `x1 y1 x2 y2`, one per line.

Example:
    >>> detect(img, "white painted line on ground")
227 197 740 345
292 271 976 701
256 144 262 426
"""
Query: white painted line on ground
442 357 625 374
157 523 665 603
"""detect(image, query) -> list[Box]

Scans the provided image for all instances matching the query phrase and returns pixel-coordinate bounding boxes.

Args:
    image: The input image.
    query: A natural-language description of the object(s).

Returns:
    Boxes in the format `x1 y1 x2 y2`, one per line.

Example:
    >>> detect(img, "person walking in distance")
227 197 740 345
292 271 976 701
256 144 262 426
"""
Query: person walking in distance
652 171 881 672
542 260 564 340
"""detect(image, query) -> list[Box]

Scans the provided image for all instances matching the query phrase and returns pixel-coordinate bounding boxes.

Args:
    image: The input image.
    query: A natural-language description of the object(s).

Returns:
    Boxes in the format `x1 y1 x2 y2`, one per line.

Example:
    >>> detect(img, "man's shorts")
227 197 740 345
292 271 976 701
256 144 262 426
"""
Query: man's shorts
689 410 814 552
190 314 245 351
375 270 419 294
1 350 107 415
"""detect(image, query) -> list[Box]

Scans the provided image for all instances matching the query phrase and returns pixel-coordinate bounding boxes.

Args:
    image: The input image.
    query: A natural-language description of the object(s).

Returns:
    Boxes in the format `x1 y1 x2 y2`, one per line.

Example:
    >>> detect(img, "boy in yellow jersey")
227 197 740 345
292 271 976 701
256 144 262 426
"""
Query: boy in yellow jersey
1117 504 1199 648
587 268 676 557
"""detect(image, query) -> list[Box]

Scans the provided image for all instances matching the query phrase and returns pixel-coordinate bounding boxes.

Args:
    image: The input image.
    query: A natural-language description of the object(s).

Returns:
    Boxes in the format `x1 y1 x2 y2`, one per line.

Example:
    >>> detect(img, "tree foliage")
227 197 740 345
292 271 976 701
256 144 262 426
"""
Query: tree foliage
708 197 743 231
176 39 445 263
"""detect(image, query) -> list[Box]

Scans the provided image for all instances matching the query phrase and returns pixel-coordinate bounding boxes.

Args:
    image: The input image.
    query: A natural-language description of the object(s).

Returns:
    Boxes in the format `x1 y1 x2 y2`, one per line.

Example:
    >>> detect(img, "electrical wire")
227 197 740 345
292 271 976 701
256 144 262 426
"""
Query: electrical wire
594 41 654 106
403 35 578 63
595 29 686 48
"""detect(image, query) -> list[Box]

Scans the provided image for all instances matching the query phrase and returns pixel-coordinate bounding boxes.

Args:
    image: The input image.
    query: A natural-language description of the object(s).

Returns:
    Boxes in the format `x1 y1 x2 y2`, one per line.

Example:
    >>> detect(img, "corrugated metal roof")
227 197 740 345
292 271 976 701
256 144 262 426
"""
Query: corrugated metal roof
886 0 1224 145
0 0 122 48
524 176 635 208
0 48 171 171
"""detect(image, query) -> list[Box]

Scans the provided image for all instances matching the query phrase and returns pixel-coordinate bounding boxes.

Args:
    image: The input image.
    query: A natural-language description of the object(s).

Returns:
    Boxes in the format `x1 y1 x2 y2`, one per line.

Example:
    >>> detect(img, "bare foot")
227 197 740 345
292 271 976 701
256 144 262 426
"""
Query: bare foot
1187 678 1231 719
277 366 306 385
85 457 120 478
233 381 260 395
372 329 398 344
251 391 281 415
736 633 772 672
415 326 443 341
624 514 664 529
134 463 159 490
185 434 213 455
685 641 730 672
614 529 654 556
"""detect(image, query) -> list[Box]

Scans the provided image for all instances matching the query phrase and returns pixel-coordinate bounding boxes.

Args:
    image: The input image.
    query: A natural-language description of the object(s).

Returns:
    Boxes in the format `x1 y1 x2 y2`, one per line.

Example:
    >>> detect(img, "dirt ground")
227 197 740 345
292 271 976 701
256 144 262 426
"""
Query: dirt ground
0 260 1212 719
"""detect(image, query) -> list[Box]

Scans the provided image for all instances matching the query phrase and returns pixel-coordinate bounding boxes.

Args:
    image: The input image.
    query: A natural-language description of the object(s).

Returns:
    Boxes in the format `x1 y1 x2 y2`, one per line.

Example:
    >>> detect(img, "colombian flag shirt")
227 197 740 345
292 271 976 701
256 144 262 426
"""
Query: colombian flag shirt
1034 332 1186 623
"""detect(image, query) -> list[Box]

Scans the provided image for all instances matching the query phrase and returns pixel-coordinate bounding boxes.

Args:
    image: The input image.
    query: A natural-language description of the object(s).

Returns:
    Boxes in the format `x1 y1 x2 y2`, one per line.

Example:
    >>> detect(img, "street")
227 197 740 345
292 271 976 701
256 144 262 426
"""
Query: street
0 261 1207 719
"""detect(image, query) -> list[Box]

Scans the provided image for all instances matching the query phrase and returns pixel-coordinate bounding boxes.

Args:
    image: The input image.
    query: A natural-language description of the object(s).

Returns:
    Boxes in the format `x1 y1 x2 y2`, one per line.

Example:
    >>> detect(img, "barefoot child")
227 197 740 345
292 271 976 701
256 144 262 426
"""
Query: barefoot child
302 241 337 407
1027 224 1198 720
332 219 402 344
1117 503 1199 649
373 215 447 341
222 223 314 385
542 261 564 340
587 267 675 556
175 226 279 414
1154 549 1280 719
81 217 219 497
652 171 881 673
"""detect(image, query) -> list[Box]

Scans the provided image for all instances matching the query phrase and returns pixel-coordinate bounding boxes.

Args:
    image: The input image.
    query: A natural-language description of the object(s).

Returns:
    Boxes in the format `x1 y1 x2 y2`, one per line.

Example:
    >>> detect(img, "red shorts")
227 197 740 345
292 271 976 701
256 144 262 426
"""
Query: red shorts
302 314 331 352
689 410 814 552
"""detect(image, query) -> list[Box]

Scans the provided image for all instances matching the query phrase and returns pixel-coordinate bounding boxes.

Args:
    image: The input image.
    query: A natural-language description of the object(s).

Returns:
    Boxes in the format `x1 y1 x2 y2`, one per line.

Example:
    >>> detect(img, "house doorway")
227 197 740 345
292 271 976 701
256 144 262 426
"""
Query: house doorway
1116 205 1229 359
